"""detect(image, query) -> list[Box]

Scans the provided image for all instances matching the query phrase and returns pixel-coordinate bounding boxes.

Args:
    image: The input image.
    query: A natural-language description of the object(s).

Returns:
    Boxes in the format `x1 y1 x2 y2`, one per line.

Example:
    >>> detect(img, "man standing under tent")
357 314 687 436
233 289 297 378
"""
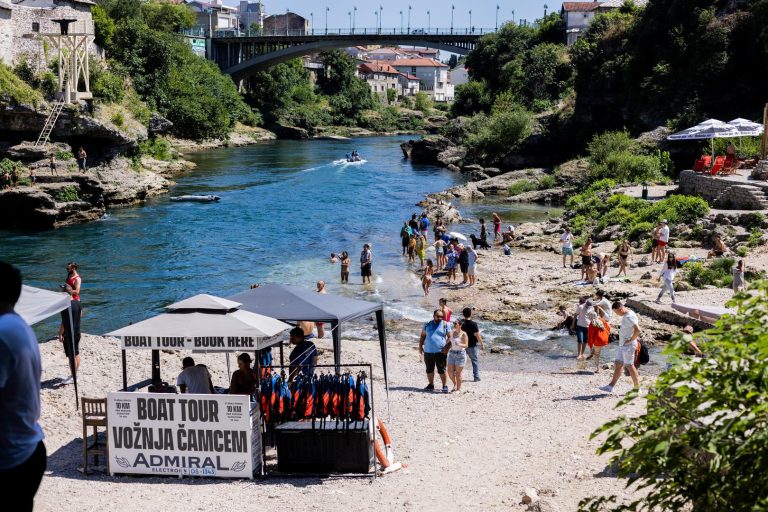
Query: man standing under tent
176 357 214 394
0 262 46 511
289 327 317 381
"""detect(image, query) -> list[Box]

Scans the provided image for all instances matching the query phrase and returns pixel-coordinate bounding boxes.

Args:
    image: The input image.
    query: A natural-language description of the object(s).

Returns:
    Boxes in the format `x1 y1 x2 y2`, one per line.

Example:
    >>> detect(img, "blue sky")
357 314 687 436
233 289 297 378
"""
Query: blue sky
223 1 552 31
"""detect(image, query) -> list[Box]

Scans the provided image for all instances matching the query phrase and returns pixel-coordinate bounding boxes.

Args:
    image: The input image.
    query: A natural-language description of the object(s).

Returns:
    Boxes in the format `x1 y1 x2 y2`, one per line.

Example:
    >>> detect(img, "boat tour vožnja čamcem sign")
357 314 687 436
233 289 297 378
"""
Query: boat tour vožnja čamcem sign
107 392 261 478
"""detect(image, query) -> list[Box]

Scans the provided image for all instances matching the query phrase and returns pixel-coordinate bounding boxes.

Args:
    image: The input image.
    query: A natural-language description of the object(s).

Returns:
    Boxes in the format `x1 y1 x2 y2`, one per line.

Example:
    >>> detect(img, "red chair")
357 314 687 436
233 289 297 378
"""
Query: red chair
721 155 737 175
710 156 725 175
693 158 705 172
702 155 712 167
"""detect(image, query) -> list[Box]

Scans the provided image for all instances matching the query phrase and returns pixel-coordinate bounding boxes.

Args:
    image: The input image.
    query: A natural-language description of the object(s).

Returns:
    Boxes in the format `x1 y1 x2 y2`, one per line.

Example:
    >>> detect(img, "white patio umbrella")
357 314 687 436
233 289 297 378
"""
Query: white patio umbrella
667 119 741 159
728 118 764 137
447 231 468 241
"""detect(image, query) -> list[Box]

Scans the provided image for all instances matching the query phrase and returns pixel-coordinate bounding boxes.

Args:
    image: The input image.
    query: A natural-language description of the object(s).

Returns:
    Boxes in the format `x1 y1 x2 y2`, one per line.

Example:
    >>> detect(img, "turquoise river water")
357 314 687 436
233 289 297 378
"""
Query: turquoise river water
1 136 574 355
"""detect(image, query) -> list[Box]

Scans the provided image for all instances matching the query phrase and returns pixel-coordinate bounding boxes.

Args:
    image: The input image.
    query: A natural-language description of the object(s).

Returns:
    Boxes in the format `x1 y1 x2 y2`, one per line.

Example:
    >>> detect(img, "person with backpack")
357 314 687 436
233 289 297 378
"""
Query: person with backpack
418 309 451 393
599 301 642 394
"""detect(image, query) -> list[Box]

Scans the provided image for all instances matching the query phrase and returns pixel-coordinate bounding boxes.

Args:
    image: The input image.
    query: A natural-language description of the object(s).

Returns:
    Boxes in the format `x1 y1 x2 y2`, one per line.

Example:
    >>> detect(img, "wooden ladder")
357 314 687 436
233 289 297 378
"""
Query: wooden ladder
35 101 65 146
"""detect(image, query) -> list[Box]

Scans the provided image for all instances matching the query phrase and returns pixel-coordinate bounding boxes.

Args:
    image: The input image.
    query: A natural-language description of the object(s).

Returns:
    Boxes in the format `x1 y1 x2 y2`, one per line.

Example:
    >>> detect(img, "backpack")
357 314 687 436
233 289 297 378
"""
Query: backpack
635 339 650 366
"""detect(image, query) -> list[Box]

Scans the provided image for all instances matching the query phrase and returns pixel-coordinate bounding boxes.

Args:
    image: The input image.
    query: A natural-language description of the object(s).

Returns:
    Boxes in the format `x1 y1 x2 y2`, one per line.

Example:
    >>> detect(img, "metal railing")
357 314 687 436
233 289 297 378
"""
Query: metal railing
183 27 495 38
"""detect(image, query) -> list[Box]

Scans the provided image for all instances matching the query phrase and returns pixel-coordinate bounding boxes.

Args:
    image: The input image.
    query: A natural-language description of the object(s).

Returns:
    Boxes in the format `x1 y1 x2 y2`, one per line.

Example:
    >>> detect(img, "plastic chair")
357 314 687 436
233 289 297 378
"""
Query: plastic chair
710 156 725 175
693 158 705 172
82 397 109 475
702 155 712 167
721 155 737 175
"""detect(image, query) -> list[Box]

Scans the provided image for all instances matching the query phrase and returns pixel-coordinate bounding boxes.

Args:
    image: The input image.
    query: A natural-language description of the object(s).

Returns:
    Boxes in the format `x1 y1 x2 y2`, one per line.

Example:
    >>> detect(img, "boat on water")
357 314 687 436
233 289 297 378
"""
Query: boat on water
346 151 362 162
170 195 221 203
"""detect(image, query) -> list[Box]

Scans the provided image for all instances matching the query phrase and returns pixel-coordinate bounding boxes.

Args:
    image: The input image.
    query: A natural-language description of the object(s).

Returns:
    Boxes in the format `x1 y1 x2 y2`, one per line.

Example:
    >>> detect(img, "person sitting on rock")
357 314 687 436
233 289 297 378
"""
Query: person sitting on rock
707 234 728 258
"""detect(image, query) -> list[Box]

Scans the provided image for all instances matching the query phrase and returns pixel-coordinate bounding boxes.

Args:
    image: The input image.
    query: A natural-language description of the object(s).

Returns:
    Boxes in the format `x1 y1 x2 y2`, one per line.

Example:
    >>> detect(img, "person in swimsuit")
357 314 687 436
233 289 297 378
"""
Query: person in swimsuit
445 243 458 283
579 238 593 281
433 219 446 243
732 259 746 292
340 251 350 283
446 319 469 392
433 238 446 270
651 224 661 263
407 234 417 264
416 234 427 268
616 240 632 277
492 213 502 242
438 298 452 322
315 280 327 338
49 154 57 176
400 222 410 255
707 234 727 258
58 262 82 383
422 259 434 296
479 218 488 244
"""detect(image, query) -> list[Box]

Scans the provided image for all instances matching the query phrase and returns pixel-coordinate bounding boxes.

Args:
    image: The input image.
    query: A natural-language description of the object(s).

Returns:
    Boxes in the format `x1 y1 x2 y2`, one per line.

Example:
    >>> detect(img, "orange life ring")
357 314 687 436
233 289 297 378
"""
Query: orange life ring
377 418 391 446
374 439 390 468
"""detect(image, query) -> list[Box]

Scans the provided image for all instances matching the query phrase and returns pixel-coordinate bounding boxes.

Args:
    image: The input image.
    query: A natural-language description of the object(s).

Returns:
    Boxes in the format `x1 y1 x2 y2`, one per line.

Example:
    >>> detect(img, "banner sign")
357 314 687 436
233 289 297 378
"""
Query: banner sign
119 336 260 350
107 392 258 478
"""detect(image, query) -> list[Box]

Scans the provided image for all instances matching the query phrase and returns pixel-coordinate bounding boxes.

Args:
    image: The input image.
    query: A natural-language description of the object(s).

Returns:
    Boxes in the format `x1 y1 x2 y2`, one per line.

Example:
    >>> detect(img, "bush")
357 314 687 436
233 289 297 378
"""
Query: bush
742 212 765 231
56 186 80 202
587 130 670 184
413 92 433 112
386 88 397 104
538 174 556 189
0 63 42 107
93 70 125 103
55 150 74 161
39 71 57 99
683 258 735 288
736 245 749 257
508 179 538 196
465 108 534 165
138 137 173 161
111 112 125 126
580 281 768 511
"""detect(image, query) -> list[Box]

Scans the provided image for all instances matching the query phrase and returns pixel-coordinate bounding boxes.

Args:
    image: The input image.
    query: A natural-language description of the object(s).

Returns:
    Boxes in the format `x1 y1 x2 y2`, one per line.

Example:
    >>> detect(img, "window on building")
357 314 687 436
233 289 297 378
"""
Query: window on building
411 67 416 73
32 22 40 32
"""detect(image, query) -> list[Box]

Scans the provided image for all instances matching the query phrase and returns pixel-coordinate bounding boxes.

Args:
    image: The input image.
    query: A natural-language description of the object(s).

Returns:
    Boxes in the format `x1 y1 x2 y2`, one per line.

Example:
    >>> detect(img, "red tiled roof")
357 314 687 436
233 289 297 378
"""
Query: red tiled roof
561 2 602 11
359 61 400 74
390 58 447 68
398 73 419 80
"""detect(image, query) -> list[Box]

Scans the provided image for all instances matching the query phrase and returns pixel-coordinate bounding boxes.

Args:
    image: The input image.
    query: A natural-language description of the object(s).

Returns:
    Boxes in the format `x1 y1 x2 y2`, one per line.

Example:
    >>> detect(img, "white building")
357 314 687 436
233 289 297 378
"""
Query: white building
186 0 239 35
450 66 469 86
391 58 454 102
365 47 408 61
238 0 264 31
562 0 647 45
0 0 96 71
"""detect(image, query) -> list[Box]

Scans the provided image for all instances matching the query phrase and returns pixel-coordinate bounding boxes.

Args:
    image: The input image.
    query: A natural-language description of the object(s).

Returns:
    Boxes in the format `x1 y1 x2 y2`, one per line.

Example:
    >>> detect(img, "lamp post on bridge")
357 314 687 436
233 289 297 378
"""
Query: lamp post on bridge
451 4 454 34
353 6 357 34
407 5 411 34
427 10 430 33
469 9 472 34
496 4 499 31
379 5 383 33
310 11 314 35
511 9 515 23
544 4 548 16
325 6 329 35
348 11 352 33
400 10 403 34
374 10 378 34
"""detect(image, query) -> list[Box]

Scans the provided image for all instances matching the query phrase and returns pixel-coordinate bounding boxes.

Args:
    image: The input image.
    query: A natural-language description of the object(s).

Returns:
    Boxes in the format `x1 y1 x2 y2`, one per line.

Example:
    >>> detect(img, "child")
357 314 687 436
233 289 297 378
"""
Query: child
330 253 338 263
422 259 434 296
407 234 417 264
340 251 350 283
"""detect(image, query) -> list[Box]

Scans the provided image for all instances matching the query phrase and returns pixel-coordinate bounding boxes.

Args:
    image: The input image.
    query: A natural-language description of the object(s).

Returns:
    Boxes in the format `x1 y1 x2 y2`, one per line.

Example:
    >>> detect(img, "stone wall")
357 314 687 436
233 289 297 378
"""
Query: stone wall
678 170 768 210
0 1 96 72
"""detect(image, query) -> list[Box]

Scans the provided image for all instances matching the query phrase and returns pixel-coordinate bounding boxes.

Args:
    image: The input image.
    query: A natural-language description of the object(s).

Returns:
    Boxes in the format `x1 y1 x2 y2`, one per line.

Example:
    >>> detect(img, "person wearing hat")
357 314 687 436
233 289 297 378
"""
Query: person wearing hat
229 353 255 396
289 326 317 381
658 220 670 263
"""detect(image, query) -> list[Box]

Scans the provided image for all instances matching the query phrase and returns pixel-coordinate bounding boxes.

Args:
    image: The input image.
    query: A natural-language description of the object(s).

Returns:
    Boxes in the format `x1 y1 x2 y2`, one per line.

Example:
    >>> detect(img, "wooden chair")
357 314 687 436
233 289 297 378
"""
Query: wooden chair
720 155 738 175
82 397 108 475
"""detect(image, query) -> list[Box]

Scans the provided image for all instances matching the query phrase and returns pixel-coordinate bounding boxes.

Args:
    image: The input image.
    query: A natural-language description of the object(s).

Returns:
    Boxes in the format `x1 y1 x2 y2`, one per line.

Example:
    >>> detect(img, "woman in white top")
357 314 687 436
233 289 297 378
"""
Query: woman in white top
655 254 677 304
446 319 469 392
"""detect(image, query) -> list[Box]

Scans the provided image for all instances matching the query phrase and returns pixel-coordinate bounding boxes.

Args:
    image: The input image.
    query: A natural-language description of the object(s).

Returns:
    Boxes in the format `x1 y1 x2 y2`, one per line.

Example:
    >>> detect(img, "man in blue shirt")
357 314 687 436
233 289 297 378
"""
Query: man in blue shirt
0 262 46 511
418 309 451 393
289 326 317 381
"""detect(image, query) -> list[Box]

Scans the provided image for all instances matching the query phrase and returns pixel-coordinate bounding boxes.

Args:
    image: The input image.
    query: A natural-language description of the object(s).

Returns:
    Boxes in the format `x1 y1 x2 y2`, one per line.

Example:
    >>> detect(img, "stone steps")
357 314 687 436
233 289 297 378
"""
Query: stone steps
713 184 768 210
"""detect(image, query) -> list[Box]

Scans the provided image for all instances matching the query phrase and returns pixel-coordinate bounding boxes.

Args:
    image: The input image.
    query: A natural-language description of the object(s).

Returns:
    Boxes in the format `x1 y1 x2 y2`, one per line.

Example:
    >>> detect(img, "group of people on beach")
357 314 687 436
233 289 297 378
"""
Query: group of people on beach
329 244 372 285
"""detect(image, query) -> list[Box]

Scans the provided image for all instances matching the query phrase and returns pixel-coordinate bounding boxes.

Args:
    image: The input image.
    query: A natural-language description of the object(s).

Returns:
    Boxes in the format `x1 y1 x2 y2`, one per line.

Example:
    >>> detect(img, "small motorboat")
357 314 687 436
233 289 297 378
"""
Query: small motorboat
170 194 221 202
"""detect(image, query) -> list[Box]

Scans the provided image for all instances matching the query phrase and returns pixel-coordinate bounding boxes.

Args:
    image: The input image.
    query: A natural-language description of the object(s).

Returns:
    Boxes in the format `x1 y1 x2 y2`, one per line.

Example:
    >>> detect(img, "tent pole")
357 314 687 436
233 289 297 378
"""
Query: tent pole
121 349 127 390
332 320 341 374
375 309 391 423
151 350 161 384
67 304 79 410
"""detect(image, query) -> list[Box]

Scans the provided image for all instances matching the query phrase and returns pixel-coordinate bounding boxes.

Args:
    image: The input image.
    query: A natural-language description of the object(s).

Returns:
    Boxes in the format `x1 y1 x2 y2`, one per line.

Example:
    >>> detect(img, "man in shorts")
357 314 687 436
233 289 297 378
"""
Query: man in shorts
560 228 574 268
418 309 451 393
599 301 642 393
651 223 661 263
461 307 484 381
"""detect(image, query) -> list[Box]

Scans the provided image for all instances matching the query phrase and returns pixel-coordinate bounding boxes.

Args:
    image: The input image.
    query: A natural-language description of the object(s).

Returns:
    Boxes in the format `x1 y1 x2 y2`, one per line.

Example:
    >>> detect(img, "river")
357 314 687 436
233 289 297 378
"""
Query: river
2 136 570 354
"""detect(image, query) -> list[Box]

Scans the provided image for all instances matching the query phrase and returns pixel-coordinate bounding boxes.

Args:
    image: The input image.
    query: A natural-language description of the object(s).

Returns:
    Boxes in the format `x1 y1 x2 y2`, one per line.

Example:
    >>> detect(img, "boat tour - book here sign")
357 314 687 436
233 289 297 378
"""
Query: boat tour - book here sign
107 392 261 478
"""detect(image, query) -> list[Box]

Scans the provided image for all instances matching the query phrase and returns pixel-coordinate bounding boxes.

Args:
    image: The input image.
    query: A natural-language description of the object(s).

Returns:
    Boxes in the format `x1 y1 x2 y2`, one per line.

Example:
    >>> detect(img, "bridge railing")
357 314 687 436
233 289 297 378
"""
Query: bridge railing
198 27 496 38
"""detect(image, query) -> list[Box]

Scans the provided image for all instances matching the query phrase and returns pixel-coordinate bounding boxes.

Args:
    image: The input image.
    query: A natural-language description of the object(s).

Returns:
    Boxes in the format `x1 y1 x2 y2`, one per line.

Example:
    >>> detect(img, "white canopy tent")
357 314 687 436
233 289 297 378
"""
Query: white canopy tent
16 285 80 409
106 294 291 390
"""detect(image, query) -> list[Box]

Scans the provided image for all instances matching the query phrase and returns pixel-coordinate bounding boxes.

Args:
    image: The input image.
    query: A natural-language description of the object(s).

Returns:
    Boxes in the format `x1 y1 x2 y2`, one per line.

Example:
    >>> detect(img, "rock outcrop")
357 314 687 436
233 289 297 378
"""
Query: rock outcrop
416 196 463 224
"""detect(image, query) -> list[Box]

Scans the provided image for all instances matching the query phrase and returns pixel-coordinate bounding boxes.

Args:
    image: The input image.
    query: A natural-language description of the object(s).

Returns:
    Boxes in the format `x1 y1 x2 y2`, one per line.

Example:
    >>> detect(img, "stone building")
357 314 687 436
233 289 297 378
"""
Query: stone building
0 0 96 71
262 11 307 36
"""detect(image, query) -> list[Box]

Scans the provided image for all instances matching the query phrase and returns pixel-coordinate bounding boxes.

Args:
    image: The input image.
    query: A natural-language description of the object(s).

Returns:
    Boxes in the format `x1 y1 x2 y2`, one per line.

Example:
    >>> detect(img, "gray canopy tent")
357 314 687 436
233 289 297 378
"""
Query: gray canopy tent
228 284 390 418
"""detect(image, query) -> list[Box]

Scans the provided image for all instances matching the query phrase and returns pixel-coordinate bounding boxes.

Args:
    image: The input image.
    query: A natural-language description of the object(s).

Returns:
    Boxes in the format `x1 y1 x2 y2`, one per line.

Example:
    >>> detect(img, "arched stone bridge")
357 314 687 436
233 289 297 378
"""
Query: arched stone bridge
211 31 485 81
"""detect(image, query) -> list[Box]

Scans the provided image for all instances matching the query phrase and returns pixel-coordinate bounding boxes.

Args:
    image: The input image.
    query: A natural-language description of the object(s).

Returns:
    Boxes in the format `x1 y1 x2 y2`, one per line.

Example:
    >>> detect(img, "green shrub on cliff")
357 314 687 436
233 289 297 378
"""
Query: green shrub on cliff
56 186 80 203
0 63 42 107
587 130 671 184
465 108 534 165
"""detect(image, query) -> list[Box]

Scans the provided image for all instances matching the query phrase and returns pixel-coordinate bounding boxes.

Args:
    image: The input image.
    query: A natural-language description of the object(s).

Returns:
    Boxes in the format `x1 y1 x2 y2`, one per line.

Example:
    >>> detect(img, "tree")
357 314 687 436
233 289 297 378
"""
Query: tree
386 87 397 104
580 282 768 511
413 91 432 112
451 81 493 116
244 60 310 124
317 49 357 96
92 5 116 49
447 54 458 69
464 22 536 95
141 2 196 33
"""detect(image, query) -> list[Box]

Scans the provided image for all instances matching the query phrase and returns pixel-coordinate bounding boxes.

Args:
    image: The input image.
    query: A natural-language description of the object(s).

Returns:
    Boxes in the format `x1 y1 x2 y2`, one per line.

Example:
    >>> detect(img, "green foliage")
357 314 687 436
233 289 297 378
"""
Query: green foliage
362 106 425 133
683 259 734 288
386 88 397 104
465 108 534 165
327 78 377 126
317 50 357 96
111 112 125 126
0 158 23 174
566 189 708 242
580 282 768 511
587 131 670 184
56 186 80 203
747 229 763 249
39 71 57 99
245 60 311 125
124 88 151 126
712 136 762 159
447 55 458 69
140 2 196 32
451 81 493 116
13 59 36 86
0 63 42 107
736 245 749 258
92 5 116 48
521 43 573 112
138 137 173 161
741 212 765 231
413 92 433 113
55 150 74 161
508 179 538 196
538 174 556 189
93 69 125 103
280 103 332 130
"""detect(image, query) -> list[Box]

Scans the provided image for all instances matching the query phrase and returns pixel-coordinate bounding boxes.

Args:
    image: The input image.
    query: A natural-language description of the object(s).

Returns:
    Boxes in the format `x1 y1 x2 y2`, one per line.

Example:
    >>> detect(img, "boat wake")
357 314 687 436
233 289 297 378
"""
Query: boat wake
332 159 367 166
